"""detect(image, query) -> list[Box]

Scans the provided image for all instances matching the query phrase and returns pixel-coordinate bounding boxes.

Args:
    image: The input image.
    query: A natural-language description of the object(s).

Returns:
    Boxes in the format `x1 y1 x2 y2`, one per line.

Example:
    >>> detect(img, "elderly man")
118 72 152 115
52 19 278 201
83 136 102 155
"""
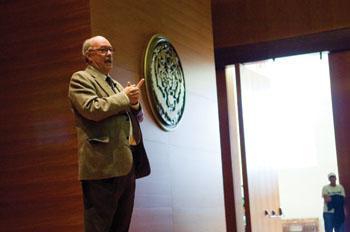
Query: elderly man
68 35 148 232
322 172 346 232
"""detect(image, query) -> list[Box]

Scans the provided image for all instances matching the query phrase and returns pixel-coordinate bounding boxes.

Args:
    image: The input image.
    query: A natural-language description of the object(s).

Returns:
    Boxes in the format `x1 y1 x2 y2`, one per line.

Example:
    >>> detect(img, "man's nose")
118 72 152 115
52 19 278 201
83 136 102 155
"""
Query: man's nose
106 49 113 55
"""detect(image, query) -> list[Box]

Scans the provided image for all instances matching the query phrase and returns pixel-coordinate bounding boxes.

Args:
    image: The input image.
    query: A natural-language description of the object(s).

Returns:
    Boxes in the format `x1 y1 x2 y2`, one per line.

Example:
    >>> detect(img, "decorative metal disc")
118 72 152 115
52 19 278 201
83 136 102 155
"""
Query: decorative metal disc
144 34 186 131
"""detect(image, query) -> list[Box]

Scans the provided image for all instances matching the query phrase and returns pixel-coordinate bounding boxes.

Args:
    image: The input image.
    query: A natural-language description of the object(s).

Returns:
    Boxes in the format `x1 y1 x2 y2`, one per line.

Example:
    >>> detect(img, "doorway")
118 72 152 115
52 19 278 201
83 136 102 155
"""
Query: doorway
226 52 339 232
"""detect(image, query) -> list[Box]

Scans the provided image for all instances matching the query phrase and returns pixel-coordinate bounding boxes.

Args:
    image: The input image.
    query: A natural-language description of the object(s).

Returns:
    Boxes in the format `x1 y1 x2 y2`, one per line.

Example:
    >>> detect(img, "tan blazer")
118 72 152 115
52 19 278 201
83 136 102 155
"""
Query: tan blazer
68 65 142 180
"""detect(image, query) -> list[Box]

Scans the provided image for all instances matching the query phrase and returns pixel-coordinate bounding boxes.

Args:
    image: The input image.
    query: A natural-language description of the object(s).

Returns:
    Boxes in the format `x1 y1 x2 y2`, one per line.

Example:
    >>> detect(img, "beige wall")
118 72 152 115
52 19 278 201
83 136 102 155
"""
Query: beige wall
90 1 226 231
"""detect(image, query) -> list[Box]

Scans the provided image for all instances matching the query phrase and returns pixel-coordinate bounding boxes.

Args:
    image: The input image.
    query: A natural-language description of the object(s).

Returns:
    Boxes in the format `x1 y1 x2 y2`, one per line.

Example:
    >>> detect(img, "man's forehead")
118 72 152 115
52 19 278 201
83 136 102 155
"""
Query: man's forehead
91 37 111 47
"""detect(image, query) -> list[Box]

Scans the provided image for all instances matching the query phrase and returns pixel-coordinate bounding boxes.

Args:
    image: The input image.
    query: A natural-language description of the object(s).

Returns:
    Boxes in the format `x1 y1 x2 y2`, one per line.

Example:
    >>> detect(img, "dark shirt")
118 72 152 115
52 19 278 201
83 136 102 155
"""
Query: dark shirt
327 194 345 227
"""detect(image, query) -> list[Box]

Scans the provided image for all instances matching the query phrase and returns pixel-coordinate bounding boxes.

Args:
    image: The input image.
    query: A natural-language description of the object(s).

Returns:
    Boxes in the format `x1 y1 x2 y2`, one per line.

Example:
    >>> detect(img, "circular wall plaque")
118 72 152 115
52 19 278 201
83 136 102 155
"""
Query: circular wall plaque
144 34 186 131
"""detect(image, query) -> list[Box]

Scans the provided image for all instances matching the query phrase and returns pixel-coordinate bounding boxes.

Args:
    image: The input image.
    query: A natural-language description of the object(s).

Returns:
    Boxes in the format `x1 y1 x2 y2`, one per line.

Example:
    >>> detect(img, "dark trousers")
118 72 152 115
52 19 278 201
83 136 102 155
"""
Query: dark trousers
324 212 345 232
81 170 135 232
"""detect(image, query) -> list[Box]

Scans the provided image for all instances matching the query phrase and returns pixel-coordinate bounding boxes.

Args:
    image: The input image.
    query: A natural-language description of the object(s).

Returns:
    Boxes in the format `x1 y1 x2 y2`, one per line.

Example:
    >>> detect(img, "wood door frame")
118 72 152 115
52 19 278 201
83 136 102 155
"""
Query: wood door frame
215 27 350 232
214 28 350 69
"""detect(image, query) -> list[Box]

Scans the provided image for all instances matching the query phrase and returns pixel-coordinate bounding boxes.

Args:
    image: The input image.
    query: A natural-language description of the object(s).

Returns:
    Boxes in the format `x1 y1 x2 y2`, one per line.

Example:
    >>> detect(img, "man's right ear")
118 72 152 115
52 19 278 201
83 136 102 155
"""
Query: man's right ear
85 55 91 64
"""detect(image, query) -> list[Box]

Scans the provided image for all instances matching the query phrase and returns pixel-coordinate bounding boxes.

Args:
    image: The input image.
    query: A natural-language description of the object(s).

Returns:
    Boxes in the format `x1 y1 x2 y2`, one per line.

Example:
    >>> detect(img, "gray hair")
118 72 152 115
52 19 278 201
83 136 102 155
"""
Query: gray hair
82 38 93 56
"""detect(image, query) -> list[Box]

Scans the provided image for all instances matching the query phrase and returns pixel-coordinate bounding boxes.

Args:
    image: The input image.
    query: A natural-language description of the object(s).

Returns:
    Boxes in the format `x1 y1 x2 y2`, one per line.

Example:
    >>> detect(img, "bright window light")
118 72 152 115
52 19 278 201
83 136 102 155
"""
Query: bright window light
240 52 335 169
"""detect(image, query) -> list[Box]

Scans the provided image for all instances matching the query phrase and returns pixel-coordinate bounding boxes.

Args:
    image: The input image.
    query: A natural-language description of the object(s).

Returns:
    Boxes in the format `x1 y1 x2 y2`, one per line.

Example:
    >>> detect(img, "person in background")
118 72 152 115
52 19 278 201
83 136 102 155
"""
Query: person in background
322 172 346 232
68 35 145 232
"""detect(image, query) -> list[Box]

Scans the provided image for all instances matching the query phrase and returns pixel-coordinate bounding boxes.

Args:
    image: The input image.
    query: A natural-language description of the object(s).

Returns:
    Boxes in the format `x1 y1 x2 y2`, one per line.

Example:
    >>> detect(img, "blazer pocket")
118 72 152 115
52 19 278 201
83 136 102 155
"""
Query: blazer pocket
87 136 110 144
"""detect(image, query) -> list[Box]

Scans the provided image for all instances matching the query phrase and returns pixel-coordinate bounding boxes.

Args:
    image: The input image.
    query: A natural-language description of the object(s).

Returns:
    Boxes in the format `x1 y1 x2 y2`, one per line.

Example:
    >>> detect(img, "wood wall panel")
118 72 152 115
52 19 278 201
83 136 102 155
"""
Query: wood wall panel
0 1 226 231
212 0 350 49
0 0 91 231
89 0 226 231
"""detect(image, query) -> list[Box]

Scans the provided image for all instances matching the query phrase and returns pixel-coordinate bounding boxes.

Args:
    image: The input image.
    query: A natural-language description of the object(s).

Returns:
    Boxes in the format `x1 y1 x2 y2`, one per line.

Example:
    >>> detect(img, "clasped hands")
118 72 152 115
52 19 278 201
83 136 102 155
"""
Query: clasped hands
123 78 145 105
324 195 332 203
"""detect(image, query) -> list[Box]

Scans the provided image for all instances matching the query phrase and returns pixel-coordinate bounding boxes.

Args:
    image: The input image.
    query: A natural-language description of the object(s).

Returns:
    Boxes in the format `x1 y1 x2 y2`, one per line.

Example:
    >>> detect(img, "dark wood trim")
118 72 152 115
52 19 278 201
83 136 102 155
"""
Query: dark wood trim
216 68 237 232
235 64 251 232
328 51 350 231
214 27 350 69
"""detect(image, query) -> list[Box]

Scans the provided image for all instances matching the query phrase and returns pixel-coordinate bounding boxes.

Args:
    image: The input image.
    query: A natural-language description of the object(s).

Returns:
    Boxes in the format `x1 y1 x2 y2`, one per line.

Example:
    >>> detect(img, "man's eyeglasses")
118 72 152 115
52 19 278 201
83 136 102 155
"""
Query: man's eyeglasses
89 47 114 54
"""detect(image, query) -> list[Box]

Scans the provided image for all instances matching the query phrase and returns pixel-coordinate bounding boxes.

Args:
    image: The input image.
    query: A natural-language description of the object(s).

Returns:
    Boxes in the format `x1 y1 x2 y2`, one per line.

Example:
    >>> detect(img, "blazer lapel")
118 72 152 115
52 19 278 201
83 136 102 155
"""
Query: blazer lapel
85 65 116 96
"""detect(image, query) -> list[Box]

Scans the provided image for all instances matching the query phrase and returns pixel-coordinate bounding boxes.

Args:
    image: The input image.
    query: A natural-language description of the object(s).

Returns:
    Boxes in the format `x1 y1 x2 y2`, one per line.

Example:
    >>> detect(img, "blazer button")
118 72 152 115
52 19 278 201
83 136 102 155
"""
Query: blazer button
126 116 129 121
126 136 129 140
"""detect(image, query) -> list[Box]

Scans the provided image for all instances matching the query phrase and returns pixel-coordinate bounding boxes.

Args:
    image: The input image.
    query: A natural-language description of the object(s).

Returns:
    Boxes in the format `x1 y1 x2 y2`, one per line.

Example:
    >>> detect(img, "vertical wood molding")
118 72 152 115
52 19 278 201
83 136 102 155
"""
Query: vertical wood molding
329 51 350 231
234 64 252 232
216 68 237 232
